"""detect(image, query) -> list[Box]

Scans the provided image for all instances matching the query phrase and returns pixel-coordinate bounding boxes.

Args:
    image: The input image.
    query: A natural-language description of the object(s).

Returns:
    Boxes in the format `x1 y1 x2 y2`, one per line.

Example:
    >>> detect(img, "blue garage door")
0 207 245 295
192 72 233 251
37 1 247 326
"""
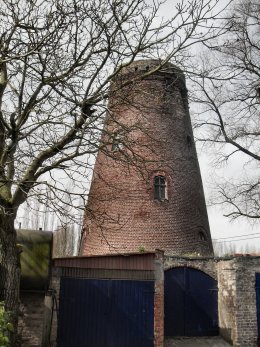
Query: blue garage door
57 277 154 347
165 267 218 337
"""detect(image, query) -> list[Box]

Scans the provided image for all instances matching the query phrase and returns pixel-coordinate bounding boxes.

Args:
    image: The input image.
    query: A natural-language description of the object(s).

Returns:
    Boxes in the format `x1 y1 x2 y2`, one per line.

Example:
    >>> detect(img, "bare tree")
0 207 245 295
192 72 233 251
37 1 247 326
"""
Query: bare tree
19 189 58 231
192 0 260 221
52 182 83 257
213 238 260 256
53 224 80 257
212 239 237 256
0 0 227 342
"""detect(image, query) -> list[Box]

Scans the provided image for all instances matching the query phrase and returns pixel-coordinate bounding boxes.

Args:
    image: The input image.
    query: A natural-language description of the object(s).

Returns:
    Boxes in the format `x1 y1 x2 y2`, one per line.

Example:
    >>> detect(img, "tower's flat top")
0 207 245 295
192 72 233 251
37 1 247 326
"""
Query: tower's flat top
119 59 184 78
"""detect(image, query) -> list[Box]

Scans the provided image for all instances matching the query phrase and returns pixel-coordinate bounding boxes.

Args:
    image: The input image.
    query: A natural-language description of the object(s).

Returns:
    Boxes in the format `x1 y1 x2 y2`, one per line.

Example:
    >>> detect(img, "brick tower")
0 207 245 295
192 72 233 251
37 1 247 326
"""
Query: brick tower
81 60 213 256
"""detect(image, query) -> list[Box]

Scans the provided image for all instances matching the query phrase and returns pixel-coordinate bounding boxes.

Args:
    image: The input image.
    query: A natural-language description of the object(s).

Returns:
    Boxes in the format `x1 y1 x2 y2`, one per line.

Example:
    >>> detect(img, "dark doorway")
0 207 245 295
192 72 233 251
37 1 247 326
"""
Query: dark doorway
164 267 218 337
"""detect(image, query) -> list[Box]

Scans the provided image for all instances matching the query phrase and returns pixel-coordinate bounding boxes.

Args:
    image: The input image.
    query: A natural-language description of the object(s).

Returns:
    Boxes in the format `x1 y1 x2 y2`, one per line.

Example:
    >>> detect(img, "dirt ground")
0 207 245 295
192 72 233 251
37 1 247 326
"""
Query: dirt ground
164 336 232 347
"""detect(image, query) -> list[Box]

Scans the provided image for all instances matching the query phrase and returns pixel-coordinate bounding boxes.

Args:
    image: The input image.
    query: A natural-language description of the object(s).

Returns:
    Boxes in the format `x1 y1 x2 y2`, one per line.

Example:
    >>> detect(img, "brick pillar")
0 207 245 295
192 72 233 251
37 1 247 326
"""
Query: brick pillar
154 250 164 347
217 257 259 347
233 257 258 347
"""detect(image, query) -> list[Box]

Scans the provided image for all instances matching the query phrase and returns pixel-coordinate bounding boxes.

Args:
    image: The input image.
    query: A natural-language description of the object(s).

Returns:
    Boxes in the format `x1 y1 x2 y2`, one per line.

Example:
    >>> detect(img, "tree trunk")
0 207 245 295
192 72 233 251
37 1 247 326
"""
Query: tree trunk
0 212 20 347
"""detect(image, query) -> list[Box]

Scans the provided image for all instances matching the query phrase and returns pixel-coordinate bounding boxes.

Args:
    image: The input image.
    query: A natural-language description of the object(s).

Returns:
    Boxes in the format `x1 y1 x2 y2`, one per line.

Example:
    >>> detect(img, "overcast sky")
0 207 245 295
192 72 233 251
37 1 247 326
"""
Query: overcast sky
199 150 259 253
158 0 260 253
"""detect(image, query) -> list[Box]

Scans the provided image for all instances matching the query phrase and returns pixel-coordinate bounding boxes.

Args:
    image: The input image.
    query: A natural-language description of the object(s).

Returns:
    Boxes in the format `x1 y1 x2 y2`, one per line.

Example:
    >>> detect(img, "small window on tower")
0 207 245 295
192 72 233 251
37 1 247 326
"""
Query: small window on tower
198 231 207 241
154 175 167 201
187 135 192 148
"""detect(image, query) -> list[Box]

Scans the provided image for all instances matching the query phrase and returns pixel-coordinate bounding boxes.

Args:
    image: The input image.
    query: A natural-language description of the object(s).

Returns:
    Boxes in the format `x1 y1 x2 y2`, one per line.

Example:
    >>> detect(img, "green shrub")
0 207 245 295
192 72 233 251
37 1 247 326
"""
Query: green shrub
138 246 146 253
0 302 13 347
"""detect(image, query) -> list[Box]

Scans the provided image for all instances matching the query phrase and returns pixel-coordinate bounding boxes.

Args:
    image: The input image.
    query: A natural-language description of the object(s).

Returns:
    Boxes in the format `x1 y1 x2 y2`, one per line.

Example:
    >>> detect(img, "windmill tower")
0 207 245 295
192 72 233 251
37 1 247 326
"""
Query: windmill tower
81 60 213 256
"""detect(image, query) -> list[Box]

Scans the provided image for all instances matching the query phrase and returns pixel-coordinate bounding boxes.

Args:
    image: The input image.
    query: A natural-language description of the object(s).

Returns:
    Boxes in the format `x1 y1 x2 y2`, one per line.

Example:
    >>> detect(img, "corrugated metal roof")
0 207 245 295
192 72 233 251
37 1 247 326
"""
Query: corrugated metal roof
60 268 155 280
53 252 155 271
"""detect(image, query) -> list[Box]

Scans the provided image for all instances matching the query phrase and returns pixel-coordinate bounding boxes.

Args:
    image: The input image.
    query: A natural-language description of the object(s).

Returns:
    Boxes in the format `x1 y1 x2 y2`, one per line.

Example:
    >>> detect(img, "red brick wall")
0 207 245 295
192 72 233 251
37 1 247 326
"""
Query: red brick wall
81 60 213 256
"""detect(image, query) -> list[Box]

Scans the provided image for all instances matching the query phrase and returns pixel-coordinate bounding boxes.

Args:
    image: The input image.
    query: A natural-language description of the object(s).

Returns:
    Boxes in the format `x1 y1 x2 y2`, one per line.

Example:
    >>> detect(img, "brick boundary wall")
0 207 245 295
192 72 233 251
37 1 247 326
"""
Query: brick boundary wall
217 256 260 347
18 291 45 347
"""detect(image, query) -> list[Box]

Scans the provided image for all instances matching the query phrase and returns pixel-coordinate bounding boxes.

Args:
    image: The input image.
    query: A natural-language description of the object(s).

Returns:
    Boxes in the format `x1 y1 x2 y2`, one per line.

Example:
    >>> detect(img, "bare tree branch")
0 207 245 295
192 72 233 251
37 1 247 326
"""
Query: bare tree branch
191 0 260 221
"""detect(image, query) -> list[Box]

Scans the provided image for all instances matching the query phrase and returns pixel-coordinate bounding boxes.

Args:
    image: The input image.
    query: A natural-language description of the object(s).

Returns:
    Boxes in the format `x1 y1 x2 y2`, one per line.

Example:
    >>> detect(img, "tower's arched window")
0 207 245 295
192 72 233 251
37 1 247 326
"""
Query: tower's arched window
154 175 167 201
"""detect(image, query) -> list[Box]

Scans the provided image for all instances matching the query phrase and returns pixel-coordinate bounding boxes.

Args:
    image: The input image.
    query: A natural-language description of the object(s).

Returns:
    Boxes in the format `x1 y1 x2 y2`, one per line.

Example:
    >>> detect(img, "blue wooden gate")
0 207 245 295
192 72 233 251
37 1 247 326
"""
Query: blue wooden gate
164 267 218 337
57 277 154 347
